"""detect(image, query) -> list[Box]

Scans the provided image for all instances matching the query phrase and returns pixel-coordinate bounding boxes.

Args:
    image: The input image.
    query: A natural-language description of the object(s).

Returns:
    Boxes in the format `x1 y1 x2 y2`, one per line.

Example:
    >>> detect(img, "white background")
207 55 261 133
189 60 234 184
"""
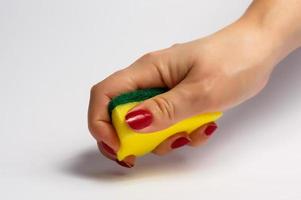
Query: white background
1 0 301 199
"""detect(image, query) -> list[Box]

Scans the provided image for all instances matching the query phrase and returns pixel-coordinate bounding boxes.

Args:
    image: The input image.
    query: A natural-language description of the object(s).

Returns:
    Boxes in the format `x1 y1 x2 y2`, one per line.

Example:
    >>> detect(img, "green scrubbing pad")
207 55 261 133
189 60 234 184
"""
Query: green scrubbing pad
108 87 168 117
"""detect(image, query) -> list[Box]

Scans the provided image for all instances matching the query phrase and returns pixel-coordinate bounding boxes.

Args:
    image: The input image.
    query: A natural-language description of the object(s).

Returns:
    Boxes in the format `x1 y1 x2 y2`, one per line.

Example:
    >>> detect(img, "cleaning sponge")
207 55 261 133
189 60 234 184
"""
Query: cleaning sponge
108 88 223 161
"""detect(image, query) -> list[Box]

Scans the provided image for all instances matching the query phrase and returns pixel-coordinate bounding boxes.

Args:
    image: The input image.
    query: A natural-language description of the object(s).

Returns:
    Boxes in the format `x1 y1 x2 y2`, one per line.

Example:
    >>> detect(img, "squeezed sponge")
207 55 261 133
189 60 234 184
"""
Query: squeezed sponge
108 87 223 161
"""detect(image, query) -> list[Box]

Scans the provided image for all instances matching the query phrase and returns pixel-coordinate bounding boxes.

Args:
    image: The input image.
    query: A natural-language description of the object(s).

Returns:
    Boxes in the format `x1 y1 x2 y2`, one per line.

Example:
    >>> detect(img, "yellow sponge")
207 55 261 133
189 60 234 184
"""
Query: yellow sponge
108 88 223 161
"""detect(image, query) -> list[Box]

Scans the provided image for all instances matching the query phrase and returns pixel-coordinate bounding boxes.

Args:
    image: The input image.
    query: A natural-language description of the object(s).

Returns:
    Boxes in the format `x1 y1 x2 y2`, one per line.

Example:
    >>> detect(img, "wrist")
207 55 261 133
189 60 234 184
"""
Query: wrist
238 1 301 62
235 15 299 69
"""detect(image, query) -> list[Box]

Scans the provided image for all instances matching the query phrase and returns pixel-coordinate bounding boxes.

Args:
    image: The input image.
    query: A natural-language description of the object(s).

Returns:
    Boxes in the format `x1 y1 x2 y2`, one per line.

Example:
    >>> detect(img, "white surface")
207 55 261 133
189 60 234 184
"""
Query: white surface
1 0 301 199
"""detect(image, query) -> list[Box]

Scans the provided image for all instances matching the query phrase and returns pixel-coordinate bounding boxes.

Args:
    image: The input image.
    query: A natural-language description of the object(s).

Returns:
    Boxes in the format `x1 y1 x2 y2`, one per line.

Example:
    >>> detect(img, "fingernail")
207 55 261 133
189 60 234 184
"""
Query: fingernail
115 159 134 168
204 123 218 136
125 109 153 130
171 137 190 149
100 141 116 156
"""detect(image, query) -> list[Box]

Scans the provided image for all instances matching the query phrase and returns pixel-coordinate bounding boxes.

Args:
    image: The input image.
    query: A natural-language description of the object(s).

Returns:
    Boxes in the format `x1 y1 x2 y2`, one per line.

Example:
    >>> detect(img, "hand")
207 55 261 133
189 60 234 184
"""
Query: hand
88 18 281 168
88 0 301 167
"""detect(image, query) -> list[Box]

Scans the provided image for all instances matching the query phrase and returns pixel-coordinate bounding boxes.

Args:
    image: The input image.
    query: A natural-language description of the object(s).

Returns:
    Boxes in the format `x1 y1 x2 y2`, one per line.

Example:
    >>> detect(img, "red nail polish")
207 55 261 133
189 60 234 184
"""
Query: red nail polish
171 137 190 149
204 123 217 136
100 142 116 156
115 160 133 168
125 109 153 130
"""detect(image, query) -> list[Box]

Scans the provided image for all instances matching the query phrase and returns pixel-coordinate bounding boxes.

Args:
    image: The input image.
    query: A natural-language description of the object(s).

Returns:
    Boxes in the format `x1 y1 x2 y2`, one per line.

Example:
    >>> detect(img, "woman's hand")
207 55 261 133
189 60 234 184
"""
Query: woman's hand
88 2 301 167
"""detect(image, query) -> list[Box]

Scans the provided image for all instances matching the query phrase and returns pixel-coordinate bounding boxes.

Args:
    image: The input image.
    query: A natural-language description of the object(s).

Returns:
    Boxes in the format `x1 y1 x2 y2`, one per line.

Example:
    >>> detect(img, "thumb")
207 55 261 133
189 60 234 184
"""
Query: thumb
125 84 210 133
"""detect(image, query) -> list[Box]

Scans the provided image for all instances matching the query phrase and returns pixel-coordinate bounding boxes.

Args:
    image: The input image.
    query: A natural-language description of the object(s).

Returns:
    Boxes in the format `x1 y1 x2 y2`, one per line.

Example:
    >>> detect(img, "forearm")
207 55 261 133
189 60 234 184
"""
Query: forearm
239 0 301 63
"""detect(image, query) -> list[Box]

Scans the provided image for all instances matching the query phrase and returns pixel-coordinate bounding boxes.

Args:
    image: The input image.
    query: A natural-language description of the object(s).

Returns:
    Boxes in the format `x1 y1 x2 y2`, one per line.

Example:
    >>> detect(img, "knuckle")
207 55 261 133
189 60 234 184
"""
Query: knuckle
94 69 127 90
152 96 175 122
170 43 182 48
139 51 161 63
114 68 126 75
90 82 106 97
110 69 126 79
90 84 98 95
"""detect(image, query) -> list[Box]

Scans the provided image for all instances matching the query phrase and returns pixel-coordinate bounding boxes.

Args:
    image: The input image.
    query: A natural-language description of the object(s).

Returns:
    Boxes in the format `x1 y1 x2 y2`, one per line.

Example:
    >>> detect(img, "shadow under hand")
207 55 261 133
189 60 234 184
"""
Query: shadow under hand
60 147 191 182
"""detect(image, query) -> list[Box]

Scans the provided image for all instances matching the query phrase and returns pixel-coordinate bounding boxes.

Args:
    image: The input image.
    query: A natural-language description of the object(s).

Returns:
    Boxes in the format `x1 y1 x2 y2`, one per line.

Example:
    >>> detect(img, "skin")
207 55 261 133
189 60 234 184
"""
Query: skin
88 0 301 167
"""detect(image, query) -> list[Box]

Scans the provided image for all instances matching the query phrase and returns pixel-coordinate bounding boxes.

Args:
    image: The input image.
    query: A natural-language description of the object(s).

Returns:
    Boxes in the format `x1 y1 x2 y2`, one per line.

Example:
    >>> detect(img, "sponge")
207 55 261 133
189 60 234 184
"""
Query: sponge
108 88 223 161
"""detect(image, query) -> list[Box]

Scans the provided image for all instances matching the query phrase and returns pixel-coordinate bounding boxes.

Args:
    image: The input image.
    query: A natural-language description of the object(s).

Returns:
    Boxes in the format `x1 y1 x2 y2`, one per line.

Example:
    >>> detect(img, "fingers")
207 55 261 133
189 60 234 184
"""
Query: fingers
116 155 136 168
97 141 116 161
88 49 186 167
97 141 136 168
88 51 169 147
152 132 191 155
189 122 218 147
152 122 218 156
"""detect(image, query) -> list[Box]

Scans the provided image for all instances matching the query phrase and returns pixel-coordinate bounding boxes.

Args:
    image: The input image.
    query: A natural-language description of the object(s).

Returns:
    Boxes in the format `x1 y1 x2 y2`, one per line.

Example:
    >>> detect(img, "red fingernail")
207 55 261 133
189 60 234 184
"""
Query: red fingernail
204 123 218 136
100 142 116 156
125 109 153 130
171 137 190 149
115 160 134 168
